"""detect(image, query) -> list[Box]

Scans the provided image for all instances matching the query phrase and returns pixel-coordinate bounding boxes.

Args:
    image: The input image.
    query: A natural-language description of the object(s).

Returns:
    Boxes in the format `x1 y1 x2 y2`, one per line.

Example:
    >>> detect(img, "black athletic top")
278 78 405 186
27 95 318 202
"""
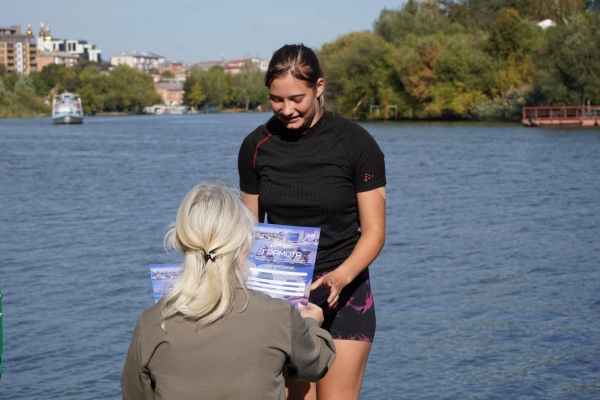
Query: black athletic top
238 111 386 273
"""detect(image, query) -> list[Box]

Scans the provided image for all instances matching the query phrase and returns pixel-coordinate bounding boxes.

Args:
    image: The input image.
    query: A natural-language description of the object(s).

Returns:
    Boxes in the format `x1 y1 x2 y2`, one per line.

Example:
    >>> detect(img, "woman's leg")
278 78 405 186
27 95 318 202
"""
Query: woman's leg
316 339 372 400
293 268 374 399
285 339 372 400
285 366 317 400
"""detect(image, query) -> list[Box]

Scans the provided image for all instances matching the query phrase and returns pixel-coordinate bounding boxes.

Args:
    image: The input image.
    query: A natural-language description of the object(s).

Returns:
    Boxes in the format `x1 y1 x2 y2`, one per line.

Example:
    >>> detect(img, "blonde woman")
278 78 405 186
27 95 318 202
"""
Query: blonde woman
121 183 336 400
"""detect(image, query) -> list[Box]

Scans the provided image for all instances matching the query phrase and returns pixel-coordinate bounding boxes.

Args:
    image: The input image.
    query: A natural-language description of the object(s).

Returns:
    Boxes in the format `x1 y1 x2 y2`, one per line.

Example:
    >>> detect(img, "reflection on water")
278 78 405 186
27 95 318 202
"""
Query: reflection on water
1 115 599 398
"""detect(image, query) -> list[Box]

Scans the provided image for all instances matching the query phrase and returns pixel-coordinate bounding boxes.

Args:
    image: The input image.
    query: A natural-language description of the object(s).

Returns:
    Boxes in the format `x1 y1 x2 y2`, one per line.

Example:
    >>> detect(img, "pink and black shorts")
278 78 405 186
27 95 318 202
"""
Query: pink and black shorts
309 268 376 342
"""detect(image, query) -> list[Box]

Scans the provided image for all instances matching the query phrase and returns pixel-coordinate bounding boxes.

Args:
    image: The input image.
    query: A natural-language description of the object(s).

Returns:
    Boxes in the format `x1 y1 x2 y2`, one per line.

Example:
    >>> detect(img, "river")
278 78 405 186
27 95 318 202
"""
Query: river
1 114 599 398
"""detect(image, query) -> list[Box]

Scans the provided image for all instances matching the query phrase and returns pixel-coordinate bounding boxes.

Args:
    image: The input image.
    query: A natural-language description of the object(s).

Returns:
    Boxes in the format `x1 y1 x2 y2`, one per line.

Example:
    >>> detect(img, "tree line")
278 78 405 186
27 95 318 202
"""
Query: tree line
0 63 162 118
0 61 269 118
318 0 600 120
182 63 268 111
2 0 598 120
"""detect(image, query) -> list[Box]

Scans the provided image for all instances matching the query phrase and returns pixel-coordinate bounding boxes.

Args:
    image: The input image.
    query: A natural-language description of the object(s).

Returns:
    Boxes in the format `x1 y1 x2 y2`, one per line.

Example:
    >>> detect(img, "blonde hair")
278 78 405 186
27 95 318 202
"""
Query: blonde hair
160 182 255 330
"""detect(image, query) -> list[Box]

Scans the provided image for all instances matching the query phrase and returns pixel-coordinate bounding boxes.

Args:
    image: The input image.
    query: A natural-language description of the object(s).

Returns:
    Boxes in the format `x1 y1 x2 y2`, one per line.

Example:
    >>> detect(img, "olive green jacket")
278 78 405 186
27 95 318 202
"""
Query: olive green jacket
121 288 336 400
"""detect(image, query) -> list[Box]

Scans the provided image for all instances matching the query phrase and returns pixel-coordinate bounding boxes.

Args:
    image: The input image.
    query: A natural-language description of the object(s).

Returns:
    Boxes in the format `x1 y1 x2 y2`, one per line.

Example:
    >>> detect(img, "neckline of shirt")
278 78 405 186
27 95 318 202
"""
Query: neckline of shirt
275 110 333 141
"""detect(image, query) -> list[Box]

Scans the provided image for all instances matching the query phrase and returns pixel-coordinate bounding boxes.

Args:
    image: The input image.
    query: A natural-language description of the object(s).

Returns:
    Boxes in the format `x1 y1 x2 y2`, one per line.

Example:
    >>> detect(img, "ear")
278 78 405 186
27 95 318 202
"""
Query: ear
315 78 325 99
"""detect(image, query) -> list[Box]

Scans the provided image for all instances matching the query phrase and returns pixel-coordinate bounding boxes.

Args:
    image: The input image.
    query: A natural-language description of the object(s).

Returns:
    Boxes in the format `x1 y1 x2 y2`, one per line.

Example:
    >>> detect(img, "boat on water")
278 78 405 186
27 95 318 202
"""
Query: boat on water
52 93 84 124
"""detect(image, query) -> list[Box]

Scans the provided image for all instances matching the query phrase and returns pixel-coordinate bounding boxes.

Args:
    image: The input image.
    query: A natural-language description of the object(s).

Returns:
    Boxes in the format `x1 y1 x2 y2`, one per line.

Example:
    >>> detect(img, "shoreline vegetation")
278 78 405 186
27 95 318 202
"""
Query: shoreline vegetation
1 0 599 121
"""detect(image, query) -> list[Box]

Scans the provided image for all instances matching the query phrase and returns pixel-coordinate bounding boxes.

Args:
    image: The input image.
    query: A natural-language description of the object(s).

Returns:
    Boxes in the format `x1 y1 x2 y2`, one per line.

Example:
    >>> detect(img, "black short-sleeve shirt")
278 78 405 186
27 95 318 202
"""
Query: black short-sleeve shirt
238 111 386 273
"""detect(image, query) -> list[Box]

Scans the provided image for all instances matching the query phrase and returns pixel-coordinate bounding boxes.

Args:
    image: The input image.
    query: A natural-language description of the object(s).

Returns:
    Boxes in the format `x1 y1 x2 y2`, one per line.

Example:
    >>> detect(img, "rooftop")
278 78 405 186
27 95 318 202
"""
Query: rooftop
39 50 79 58
155 82 184 91
115 51 164 58
159 58 185 65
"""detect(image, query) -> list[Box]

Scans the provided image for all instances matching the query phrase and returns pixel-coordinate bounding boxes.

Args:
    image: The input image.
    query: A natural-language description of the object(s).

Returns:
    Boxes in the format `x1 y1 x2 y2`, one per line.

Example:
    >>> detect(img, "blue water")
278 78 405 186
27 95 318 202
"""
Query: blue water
1 114 599 398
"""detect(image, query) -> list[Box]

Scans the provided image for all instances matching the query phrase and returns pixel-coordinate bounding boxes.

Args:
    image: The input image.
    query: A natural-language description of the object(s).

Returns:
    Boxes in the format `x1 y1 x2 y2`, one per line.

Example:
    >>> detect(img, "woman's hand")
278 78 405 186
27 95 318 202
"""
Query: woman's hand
310 270 350 309
309 187 385 309
298 302 324 327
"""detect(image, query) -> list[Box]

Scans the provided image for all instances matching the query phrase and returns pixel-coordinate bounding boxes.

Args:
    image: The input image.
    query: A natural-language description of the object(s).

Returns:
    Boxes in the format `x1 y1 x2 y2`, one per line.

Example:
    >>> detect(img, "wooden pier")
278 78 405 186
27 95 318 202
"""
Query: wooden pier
522 106 600 127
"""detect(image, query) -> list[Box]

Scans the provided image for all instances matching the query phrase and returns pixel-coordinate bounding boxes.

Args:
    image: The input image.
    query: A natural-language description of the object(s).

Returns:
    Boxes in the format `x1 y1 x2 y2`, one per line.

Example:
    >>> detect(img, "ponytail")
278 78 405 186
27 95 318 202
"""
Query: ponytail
160 183 255 330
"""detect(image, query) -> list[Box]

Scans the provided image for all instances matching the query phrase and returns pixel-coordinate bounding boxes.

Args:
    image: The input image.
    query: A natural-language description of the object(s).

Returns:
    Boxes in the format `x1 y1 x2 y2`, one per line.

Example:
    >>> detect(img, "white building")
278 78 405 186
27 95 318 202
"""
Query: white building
537 19 556 29
36 23 102 62
110 51 165 72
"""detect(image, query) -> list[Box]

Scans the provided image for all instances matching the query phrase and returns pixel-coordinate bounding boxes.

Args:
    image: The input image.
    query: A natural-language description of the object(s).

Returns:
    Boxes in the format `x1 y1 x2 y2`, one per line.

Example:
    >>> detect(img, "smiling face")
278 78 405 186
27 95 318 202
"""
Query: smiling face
268 73 325 131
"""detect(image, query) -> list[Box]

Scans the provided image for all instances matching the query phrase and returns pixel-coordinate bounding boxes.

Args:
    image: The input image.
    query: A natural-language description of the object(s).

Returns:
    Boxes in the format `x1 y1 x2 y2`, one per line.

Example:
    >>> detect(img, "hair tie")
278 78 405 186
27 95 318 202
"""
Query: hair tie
202 249 216 262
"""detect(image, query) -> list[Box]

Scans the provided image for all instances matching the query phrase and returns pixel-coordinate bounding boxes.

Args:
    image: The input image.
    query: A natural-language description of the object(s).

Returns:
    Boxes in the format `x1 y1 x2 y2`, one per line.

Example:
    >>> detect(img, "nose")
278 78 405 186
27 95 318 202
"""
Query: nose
282 100 294 116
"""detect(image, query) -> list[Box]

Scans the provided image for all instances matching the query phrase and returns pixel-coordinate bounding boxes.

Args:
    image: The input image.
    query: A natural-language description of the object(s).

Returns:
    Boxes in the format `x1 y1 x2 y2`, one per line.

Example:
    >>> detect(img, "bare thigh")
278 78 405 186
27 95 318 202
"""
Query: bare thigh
285 339 372 400
317 339 372 400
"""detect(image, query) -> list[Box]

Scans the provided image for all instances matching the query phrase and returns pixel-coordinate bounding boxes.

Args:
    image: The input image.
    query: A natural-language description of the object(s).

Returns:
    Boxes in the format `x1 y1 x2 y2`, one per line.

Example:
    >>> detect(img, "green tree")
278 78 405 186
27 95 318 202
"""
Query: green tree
234 62 267 110
185 66 230 109
533 12 600 105
187 81 207 109
2 75 18 92
0 78 11 102
55 66 81 93
374 0 464 46
27 71 50 96
485 7 541 61
13 76 45 113
486 8 522 58
39 64 65 92
14 76 37 106
107 65 161 112
201 66 229 108
320 31 402 118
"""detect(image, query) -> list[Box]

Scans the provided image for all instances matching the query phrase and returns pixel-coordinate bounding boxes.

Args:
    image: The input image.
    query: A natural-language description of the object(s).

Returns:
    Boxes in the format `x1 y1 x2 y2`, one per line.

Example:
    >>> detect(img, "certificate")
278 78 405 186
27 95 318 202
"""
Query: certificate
150 223 320 308
245 223 320 308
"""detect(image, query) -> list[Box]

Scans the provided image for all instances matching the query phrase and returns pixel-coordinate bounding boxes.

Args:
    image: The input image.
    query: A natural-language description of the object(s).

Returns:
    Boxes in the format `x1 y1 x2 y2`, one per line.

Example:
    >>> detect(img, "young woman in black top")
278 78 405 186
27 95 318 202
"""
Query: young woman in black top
238 44 386 400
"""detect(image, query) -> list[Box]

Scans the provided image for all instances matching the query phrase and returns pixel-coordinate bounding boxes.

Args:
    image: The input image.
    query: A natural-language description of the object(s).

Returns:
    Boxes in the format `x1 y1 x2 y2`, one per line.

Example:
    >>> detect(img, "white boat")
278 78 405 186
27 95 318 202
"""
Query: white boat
52 93 84 124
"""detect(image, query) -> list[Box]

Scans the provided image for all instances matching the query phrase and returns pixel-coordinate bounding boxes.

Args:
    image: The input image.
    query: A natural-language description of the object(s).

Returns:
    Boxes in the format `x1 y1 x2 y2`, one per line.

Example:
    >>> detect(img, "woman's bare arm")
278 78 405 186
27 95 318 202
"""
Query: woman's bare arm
241 193 265 223
310 187 386 307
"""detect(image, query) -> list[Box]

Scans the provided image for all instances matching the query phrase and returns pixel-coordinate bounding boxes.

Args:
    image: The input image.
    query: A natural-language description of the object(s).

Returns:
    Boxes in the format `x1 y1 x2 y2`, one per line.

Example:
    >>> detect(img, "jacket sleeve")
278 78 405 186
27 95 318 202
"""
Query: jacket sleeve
121 316 154 400
285 306 337 382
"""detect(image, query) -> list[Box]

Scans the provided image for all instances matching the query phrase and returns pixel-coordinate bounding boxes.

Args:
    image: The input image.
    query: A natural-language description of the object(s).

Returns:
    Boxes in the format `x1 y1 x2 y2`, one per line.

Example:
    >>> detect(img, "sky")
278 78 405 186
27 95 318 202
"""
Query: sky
3 0 407 64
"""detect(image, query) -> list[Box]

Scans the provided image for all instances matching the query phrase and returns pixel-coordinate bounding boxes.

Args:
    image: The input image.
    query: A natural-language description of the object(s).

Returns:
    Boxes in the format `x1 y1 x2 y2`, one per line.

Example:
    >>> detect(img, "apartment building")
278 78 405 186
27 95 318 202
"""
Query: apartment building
0 25 38 76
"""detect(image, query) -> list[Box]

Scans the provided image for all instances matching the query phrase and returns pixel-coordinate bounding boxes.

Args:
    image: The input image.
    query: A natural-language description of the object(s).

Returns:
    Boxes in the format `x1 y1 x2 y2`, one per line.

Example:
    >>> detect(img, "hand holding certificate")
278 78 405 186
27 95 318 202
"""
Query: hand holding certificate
151 223 320 308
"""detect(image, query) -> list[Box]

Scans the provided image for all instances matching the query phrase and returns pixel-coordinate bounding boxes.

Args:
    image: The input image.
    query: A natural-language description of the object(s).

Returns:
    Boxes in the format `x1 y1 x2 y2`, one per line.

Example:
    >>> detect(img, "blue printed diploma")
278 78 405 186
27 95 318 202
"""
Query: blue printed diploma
150 223 320 307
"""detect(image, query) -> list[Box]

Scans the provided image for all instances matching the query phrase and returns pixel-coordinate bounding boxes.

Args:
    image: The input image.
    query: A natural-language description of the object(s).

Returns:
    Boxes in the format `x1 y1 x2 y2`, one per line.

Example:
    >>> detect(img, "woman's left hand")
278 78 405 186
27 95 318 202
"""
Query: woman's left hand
310 270 350 308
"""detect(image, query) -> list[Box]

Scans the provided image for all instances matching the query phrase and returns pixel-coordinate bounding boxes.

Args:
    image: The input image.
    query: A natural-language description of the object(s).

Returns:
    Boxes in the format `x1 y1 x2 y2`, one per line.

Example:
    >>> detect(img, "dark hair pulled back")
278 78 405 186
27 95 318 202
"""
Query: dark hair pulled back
265 44 324 108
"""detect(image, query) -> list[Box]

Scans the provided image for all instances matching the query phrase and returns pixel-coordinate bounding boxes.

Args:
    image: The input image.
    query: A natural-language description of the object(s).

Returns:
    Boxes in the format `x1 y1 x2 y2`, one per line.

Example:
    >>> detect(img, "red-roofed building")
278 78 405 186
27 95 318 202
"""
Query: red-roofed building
223 57 269 75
